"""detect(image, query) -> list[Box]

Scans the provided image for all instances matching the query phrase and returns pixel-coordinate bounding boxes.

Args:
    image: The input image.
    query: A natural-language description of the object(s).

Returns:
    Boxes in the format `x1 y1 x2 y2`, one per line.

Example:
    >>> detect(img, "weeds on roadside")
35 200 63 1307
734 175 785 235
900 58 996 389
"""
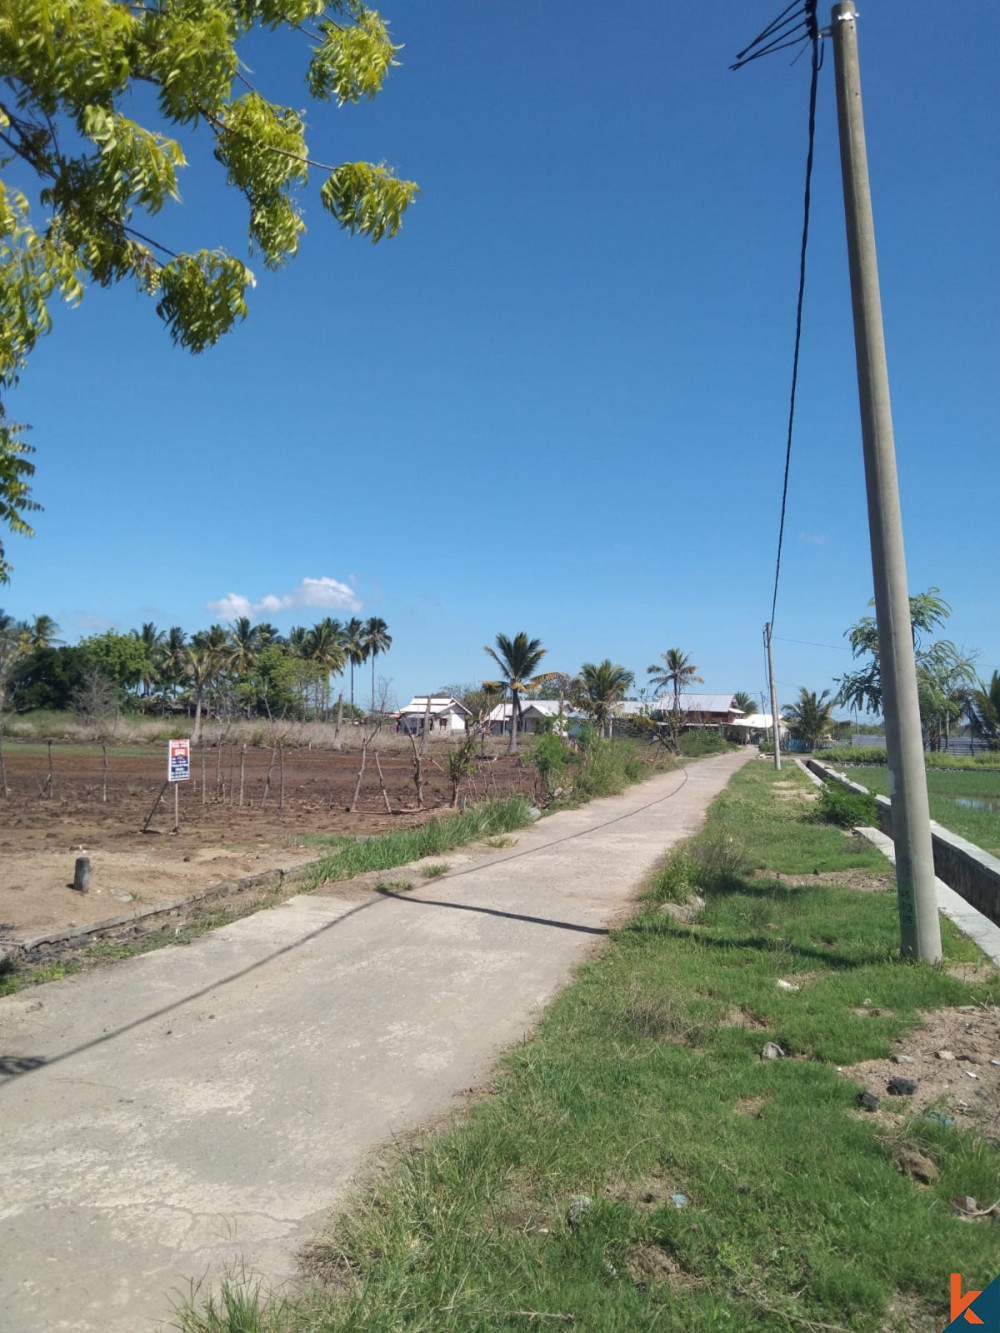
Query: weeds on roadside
308 796 534 888
421 863 450 879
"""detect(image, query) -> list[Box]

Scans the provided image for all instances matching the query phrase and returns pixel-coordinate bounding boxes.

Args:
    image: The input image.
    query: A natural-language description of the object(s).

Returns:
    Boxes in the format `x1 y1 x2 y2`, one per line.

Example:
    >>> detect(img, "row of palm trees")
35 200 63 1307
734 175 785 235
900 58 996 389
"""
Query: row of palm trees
137 616 393 737
482 635 710 751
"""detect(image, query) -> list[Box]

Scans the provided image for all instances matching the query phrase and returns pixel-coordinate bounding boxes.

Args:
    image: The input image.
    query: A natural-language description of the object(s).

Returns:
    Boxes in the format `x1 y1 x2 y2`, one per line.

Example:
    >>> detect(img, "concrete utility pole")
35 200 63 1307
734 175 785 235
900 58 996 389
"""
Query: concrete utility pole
830 2 941 962
764 622 782 771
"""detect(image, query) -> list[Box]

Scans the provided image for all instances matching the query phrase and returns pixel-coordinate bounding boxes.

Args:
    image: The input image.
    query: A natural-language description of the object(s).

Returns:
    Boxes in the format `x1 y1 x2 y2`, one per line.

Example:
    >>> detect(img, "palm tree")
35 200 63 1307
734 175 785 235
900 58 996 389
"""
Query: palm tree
23 614 62 650
131 621 164 699
650 650 704 725
159 627 188 697
783 687 836 752
575 661 635 738
309 618 347 717
343 617 366 710
733 691 756 717
484 632 550 753
188 624 230 740
361 616 392 711
227 616 262 680
969 672 1000 750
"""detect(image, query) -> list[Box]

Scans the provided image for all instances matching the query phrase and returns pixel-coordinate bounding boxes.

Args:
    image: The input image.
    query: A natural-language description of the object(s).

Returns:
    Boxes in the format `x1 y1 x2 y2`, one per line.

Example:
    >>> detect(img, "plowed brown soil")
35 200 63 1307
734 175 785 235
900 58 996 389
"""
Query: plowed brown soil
0 742 538 940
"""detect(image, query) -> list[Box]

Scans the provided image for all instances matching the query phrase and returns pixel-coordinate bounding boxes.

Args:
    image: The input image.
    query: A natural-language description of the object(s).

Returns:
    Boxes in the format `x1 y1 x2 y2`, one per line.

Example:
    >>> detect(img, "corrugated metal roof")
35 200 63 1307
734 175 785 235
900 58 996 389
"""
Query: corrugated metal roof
399 696 470 715
486 701 585 721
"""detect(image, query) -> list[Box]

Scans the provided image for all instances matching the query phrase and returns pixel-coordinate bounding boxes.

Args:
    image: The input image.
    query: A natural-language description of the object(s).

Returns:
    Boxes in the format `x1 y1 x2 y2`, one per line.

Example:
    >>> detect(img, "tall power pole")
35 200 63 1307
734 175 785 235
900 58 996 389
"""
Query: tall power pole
830 2 941 962
764 622 782 771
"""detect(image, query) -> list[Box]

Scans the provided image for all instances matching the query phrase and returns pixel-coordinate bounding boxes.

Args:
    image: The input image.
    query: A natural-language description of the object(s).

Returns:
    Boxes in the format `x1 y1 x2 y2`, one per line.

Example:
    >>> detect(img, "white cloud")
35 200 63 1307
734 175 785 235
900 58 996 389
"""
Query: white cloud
207 576 362 621
799 531 829 546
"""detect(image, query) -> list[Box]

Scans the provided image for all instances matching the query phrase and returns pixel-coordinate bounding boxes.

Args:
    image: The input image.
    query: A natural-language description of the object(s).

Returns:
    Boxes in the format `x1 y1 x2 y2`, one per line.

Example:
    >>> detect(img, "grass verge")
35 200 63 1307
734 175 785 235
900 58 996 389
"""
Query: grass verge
176 761 999 1333
304 796 536 888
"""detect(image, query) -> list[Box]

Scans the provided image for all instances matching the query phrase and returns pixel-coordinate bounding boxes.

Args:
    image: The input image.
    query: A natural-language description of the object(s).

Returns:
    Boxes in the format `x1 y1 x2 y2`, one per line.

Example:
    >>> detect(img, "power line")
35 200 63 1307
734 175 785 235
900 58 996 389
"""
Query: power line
732 2 821 630
774 635 850 651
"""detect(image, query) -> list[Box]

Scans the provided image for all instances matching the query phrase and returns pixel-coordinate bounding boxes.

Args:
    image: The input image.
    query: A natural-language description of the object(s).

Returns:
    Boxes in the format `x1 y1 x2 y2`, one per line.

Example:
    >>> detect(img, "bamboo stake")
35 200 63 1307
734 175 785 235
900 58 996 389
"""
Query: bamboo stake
239 743 247 808
261 745 277 809
46 739 54 798
142 778 170 832
201 740 207 806
350 741 368 812
102 743 108 803
278 741 285 810
373 748 392 814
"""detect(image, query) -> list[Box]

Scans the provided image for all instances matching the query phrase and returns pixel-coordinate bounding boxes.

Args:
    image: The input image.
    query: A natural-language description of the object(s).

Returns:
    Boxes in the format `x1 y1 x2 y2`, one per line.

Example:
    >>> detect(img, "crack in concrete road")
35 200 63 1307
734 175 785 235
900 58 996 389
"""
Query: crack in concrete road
0 751 750 1333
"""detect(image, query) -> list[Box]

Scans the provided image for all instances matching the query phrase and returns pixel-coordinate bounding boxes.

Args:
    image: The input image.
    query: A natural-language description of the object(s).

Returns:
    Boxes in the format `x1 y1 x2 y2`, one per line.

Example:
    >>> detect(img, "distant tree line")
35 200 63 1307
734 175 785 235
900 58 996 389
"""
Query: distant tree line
0 612 393 737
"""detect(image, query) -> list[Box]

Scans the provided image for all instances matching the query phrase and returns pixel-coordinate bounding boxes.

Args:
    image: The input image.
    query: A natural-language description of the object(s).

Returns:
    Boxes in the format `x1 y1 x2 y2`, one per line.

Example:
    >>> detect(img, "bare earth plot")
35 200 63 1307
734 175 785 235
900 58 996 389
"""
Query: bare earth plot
0 751 751 1333
0 743 537 939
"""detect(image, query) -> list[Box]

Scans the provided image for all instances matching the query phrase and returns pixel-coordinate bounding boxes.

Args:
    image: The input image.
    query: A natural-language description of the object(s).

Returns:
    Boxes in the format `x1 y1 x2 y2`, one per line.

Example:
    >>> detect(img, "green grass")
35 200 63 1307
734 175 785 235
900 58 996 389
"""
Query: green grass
421 863 450 879
842 764 1000 853
305 796 536 888
176 762 1000 1333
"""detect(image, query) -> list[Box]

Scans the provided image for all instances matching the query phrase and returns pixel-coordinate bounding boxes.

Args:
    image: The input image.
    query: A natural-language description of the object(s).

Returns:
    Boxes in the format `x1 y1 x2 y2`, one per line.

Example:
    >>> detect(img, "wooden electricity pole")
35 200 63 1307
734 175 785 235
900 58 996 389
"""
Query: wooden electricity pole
831 1 941 961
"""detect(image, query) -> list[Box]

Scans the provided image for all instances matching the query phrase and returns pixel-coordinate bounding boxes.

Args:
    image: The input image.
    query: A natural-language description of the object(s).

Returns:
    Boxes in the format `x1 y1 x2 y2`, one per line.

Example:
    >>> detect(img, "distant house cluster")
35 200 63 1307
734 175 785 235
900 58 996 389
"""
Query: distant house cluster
395 693 780 740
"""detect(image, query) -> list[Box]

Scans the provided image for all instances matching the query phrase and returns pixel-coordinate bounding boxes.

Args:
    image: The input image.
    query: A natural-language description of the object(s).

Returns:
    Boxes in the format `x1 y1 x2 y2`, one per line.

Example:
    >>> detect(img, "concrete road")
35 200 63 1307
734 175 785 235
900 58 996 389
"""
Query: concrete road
0 751 749 1333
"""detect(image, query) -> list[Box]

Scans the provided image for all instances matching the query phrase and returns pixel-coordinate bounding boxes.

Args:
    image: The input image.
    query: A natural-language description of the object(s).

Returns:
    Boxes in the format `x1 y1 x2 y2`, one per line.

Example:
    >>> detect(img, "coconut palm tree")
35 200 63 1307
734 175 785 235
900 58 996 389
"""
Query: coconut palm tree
23 614 62 650
575 660 635 738
188 624 230 740
309 618 347 717
647 649 703 704
344 617 366 710
969 672 1000 750
484 632 551 753
361 616 392 711
159 627 189 697
783 687 836 752
130 621 164 699
227 617 262 680
733 691 757 717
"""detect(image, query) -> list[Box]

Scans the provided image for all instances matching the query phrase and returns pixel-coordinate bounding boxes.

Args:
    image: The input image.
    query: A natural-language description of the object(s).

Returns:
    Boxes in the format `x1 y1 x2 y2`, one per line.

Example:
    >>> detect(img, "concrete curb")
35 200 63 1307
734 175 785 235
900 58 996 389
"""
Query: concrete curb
856 825 1000 969
794 758 1000 968
2 858 326 964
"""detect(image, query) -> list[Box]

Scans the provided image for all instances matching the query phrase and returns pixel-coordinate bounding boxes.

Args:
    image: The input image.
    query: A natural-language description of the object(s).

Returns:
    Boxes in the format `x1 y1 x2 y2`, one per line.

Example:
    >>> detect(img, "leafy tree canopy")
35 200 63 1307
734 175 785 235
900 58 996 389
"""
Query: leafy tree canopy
835 588 977 743
0 0 417 579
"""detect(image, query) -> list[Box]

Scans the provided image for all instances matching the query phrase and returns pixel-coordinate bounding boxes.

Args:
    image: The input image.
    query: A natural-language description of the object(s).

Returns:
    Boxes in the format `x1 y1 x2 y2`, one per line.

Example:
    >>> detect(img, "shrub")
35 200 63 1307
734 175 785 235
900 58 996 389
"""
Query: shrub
816 782 879 828
532 731 571 796
679 730 734 758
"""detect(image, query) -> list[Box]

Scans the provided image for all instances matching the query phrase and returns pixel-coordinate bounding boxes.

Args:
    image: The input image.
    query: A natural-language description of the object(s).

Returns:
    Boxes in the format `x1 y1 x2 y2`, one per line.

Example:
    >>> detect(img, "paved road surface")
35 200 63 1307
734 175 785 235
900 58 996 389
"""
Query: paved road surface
0 751 750 1332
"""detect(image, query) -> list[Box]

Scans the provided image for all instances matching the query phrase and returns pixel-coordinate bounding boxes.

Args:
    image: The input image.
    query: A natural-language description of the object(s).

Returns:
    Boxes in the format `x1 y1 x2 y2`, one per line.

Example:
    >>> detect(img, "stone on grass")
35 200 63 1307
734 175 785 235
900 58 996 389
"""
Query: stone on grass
567 1196 593 1229
856 1091 880 1112
761 1042 785 1061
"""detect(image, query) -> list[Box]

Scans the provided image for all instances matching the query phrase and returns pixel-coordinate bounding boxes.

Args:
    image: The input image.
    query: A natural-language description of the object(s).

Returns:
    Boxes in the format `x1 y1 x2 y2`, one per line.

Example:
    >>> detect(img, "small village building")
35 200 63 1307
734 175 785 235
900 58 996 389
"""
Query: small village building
726 712 787 744
397 696 470 735
654 693 746 728
486 700 585 736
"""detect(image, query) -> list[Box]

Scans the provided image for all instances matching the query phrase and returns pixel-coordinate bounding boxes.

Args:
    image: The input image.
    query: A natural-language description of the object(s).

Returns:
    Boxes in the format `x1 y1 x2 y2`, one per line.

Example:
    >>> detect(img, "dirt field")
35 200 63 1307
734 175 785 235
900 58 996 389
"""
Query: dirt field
0 740 539 941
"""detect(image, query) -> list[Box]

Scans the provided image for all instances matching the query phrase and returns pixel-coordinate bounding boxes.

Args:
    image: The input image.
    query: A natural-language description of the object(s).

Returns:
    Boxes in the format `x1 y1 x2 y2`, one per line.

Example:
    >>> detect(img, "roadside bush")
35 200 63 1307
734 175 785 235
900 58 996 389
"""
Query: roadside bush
646 851 696 904
532 731 571 797
816 782 879 829
679 730 735 758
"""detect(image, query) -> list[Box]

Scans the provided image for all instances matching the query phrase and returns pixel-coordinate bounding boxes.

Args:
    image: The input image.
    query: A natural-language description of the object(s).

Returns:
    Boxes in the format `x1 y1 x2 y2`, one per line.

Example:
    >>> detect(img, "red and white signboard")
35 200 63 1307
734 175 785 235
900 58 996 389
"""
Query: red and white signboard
168 739 191 783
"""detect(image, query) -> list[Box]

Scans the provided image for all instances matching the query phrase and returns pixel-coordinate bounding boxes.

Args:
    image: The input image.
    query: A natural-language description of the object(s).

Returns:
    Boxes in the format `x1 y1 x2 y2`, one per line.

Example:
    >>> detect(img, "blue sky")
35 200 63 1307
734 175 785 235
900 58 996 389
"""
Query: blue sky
3 0 997 713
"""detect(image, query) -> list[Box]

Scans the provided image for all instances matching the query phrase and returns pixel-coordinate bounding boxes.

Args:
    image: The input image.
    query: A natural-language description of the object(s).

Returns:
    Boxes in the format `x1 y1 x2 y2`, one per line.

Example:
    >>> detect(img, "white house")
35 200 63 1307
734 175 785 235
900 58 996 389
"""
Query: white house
397 696 470 735
486 699 585 736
